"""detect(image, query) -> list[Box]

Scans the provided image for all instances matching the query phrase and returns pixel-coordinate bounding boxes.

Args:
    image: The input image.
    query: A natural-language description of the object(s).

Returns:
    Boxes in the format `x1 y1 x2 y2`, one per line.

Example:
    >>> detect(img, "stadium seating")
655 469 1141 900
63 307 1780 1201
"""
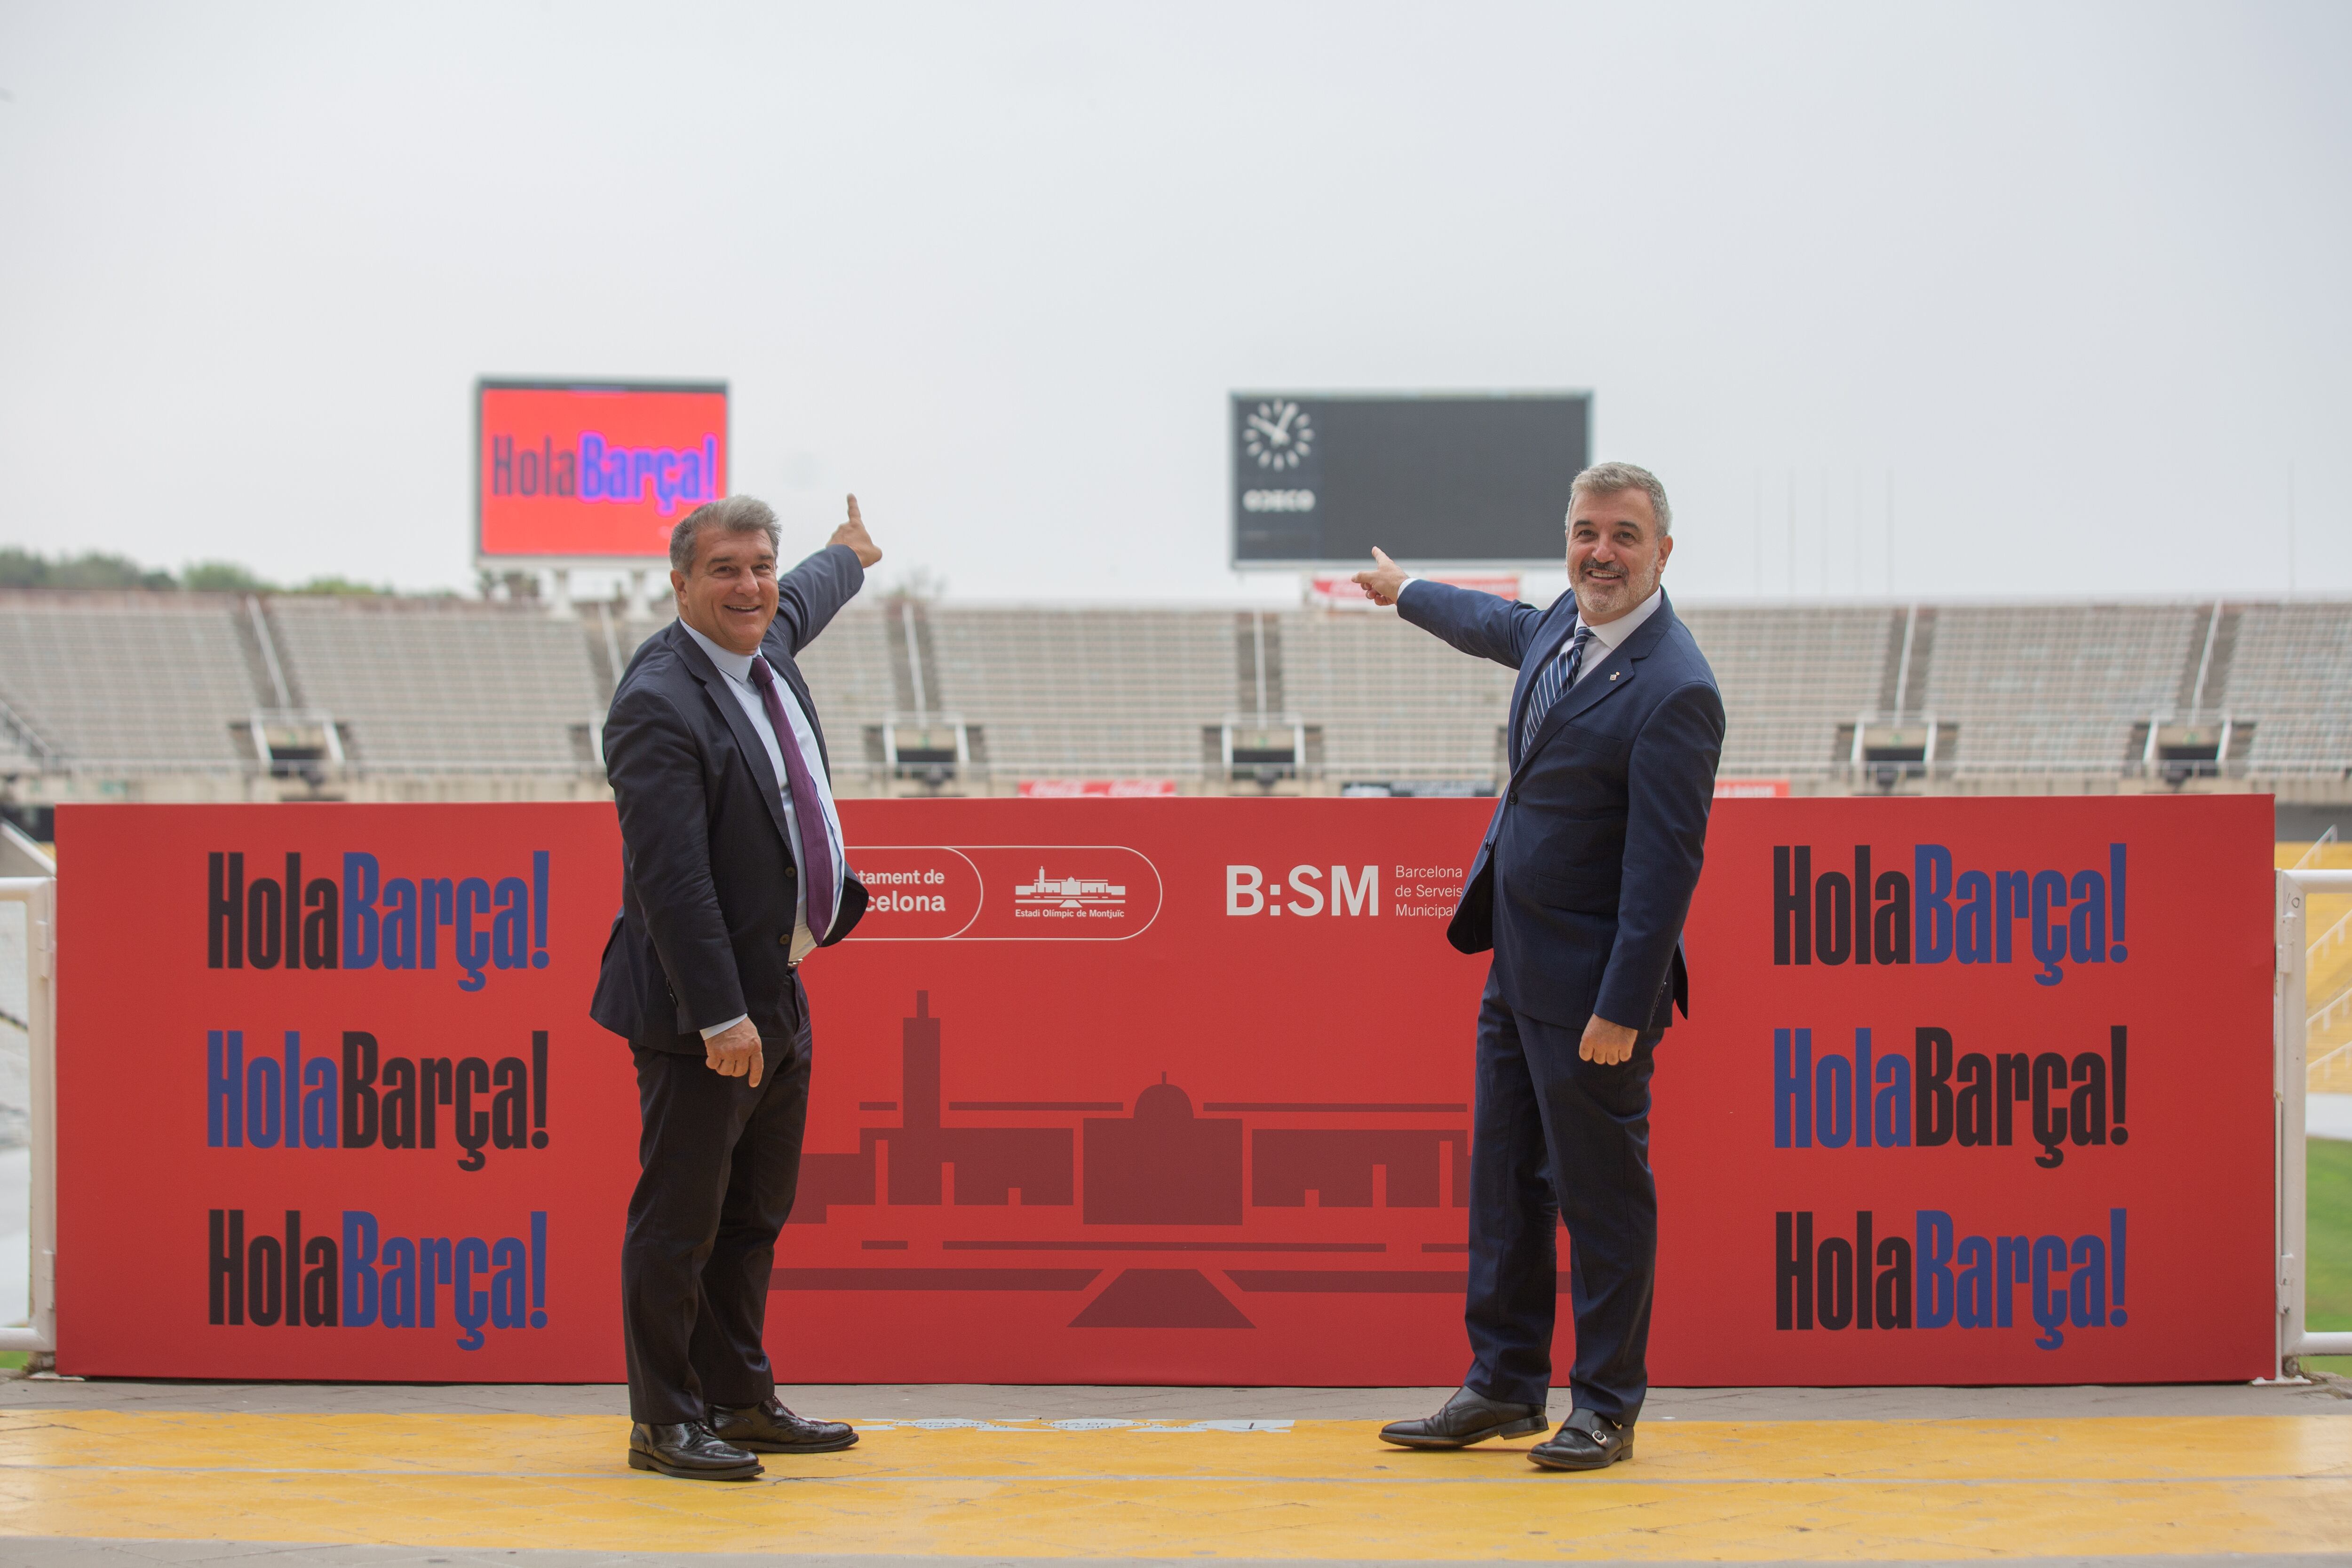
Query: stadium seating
1920 604 2204 775
923 607 1237 780
1275 609 1511 782
1675 605 1893 777
2233 603 2352 778
0 589 2344 800
795 604 904 784
0 592 254 770
267 597 602 770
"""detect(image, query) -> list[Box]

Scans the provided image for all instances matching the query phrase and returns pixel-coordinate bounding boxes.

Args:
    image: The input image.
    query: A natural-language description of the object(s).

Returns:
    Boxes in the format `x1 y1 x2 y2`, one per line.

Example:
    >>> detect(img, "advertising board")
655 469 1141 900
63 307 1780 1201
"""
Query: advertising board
53 795 2274 1384
476 380 728 561
1232 394 1590 568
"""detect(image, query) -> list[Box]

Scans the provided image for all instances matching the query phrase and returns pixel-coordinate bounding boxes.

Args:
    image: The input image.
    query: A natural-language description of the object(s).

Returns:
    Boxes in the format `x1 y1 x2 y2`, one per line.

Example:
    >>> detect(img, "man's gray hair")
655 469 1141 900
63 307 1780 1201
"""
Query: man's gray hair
670 495 783 573
1569 462 1672 537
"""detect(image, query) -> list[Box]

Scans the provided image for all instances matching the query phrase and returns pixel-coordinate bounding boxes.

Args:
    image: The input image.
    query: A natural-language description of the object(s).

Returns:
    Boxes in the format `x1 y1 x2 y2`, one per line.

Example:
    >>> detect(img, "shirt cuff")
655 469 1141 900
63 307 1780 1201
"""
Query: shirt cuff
699 1014 749 1041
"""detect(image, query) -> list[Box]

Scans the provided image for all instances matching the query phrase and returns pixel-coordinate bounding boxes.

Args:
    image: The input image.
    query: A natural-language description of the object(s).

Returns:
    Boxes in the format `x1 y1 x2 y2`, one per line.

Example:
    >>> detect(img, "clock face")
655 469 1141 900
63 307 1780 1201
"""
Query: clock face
1242 399 1314 470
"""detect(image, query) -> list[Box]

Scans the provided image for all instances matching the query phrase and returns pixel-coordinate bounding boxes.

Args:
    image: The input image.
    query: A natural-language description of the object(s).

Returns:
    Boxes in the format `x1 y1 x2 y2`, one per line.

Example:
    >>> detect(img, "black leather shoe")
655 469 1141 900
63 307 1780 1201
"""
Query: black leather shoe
710 1396 859 1454
1526 1408 1634 1471
1377 1386 1549 1449
627 1421 763 1481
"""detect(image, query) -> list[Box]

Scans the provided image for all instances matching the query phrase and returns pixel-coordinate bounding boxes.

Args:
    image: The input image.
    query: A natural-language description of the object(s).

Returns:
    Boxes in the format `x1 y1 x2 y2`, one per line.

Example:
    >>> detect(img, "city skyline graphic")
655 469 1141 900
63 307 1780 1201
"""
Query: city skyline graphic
779 991 1474 1327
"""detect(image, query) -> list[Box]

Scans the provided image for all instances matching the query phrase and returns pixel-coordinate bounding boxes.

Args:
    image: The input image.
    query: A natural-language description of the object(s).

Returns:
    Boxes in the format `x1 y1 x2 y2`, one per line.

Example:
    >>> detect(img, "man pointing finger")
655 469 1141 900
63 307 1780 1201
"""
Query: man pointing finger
1371 464 1724 1472
592 492 883 1481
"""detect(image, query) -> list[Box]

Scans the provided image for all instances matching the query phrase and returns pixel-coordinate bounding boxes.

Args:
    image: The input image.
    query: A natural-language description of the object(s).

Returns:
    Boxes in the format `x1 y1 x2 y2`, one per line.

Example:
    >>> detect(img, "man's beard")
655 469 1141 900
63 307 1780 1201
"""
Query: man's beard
1574 564 1652 615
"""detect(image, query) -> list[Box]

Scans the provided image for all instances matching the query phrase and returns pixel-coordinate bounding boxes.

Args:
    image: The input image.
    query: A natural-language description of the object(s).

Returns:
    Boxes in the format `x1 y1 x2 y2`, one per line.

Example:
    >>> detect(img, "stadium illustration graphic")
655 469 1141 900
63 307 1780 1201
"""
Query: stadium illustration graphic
1012 866 1127 908
784 991 1472 1328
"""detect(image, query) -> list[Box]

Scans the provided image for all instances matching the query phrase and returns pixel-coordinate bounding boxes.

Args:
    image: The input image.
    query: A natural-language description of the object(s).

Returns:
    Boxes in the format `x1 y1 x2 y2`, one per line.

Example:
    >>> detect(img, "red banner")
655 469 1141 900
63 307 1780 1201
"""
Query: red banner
53 795 2275 1383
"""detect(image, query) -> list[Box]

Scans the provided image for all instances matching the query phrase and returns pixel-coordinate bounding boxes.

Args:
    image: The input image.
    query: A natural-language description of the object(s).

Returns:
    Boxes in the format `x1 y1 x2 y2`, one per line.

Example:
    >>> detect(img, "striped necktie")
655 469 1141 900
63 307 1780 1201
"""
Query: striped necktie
1518 624 1595 763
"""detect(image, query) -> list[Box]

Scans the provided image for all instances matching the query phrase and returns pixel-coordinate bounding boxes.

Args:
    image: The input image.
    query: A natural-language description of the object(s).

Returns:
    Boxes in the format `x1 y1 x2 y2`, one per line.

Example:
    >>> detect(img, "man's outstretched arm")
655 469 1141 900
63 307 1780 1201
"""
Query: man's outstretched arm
1354 546 1542 670
773 494 884 656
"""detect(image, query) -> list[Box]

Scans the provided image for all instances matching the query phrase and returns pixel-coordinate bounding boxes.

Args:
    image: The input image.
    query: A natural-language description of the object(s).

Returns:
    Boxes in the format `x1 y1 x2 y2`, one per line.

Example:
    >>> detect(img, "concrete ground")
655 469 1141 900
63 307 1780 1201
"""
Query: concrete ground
0 1375 2347 1568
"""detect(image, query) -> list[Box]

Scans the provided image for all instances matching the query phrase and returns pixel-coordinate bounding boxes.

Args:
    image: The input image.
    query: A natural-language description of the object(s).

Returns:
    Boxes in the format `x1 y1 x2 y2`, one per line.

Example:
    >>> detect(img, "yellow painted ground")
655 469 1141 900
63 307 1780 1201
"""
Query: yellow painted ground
0 1411 2347 1560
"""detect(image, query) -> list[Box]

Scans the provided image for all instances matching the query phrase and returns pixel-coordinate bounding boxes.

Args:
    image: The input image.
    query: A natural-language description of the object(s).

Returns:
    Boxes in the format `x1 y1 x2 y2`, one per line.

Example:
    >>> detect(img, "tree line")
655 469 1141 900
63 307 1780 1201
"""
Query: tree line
0 547 399 597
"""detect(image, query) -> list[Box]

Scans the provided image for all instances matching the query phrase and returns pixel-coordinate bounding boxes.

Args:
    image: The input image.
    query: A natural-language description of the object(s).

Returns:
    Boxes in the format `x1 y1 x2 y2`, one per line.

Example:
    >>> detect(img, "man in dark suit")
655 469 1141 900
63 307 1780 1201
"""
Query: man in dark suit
590 493 882 1481
1354 463 1723 1473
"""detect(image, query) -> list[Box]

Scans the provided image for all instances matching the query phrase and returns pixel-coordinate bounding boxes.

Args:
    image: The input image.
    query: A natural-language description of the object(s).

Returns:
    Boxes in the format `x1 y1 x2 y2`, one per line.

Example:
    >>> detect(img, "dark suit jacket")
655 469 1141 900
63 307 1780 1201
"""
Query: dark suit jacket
1399 581 1724 1034
589 544 870 1052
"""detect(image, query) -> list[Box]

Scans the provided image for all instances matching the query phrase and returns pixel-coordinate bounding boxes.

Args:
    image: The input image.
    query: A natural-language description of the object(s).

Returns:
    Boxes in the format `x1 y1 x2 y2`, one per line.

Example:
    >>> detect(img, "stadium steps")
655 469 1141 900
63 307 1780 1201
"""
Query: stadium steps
2229 603 2352 778
264 596 603 771
1917 604 2204 775
0 590 2343 796
1677 604 1895 776
0 592 262 770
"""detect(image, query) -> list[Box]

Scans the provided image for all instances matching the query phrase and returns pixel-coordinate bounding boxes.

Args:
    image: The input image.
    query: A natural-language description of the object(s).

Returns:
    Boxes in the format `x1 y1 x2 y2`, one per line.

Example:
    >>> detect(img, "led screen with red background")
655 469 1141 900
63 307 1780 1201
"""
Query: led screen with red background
477 381 727 559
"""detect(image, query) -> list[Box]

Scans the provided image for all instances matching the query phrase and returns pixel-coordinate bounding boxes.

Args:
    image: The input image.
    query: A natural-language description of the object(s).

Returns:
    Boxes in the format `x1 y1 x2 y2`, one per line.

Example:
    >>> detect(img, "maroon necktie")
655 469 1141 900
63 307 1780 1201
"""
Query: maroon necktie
747 657 838 942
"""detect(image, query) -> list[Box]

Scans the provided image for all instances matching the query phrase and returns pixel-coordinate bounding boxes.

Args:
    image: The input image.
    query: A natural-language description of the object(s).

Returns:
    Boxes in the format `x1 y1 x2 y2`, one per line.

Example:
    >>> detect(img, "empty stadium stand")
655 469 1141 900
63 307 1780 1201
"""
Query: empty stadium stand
266 595 603 772
1919 603 2205 776
1676 604 1894 780
2233 603 2352 778
923 607 1240 781
0 592 256 773
0 589 2345 807
1276 610 1511 784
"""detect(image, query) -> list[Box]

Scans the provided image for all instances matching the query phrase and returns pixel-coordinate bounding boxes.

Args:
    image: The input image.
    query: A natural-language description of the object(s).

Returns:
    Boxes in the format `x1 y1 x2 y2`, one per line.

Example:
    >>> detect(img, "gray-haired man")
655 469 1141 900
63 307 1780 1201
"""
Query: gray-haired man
1354 464 1724 1472
590 494 881 1480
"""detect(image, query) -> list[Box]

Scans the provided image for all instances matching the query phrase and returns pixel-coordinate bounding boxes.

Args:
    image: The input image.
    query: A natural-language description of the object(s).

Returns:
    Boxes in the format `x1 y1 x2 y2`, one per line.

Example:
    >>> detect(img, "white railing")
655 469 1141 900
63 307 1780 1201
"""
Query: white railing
0 876 55 1358
2292 825 2340 871
2313 904 2352 966
2280 867 2352 1370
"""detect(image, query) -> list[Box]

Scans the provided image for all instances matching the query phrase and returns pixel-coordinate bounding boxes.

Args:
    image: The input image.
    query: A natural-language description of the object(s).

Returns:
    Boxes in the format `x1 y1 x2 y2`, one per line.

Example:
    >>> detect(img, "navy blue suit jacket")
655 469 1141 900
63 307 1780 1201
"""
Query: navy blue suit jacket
1399 581 1724 1034
589 544 870 1052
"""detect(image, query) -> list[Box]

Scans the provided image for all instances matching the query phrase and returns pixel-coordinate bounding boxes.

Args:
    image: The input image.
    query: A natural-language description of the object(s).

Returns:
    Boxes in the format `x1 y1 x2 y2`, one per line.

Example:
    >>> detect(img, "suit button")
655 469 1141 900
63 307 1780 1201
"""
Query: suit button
778 934 790 946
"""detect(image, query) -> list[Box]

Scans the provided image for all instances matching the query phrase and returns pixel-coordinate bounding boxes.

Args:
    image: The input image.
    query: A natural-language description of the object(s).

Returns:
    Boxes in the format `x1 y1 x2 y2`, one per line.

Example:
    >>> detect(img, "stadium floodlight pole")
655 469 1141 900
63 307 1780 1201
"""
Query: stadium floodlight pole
0 876 54 1359
2280 866 2352 1374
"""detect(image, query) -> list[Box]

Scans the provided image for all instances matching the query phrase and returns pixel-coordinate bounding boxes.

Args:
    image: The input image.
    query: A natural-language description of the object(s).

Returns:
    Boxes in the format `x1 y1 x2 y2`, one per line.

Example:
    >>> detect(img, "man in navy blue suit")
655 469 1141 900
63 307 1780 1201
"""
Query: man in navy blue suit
1357 463 1723 1473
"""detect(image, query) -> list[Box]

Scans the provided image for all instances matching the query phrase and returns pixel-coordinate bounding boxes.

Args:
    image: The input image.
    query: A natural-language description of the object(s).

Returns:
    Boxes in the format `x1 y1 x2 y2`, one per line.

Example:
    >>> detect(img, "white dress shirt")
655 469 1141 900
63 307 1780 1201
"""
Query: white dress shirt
679 620 847 1038
1561 585 1664 683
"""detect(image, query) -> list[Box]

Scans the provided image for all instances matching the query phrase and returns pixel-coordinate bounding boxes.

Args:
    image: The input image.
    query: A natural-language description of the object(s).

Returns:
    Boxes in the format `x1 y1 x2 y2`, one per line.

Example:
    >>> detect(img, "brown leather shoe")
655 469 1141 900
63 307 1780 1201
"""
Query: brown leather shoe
1377 1386 1549 1449
628 1421 763 1481
1526 1408 1634 1471
709 1396 859 1454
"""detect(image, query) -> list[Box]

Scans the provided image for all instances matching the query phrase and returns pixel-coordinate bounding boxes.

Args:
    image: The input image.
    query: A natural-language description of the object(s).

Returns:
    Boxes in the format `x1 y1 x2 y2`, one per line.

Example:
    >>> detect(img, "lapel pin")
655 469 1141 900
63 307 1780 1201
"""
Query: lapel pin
1610 671 1620 681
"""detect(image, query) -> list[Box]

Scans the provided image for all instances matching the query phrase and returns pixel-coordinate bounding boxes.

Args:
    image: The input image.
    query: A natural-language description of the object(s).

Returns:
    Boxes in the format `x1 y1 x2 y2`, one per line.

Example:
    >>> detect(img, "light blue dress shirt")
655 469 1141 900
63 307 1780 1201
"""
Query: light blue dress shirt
679 619 847 1038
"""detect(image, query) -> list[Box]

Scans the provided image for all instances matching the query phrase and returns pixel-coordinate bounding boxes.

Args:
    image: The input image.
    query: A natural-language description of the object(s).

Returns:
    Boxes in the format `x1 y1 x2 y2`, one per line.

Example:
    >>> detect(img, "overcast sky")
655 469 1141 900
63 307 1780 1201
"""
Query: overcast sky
0 1 2345 604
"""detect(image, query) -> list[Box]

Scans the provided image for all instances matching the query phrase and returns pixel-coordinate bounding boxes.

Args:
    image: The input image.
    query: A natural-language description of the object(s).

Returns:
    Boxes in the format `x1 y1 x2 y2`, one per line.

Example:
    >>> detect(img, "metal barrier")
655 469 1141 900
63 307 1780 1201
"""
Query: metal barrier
2280 866 2352 1371
0 876 54 1359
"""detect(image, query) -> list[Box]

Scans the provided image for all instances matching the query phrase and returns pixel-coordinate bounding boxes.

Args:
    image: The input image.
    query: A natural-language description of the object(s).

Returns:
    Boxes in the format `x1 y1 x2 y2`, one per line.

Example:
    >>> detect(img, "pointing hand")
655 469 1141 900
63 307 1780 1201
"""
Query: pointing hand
831 494 883 568
1351 546 1409 607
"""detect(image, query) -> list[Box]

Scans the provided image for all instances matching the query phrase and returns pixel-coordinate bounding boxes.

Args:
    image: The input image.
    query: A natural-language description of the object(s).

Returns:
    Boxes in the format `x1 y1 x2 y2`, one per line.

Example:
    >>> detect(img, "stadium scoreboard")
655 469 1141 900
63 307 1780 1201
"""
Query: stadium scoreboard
1230 392 1590 568
476 379 728 562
